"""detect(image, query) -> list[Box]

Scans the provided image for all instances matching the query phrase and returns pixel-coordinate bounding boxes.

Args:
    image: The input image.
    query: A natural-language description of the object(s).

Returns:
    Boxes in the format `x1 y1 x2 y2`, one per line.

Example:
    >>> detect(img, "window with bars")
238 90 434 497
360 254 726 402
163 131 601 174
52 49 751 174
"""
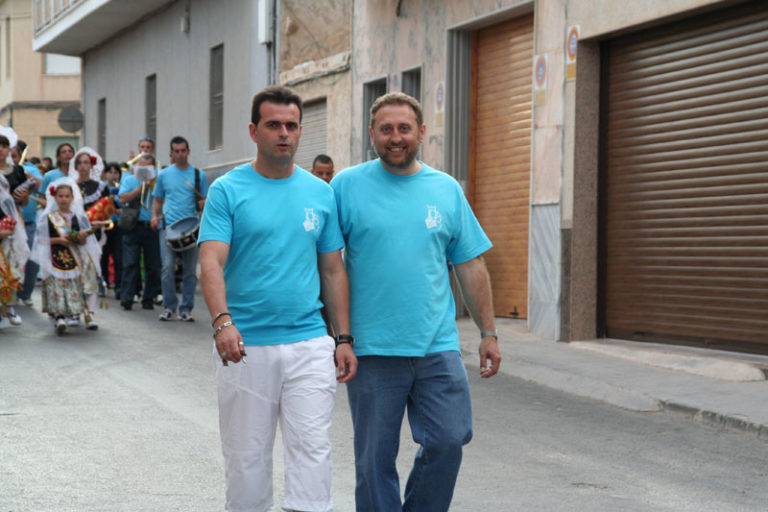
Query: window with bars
362 77 387 161
145 74 156 144
401 66 422 103
97 98 106 158
209 44 224 150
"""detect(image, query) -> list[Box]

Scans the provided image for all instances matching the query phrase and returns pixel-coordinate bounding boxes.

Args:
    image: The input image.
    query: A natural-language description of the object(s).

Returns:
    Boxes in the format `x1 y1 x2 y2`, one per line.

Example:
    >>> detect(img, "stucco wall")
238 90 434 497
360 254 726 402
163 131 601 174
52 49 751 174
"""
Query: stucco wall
279 0 351 71
279 1 352 169
81 0 268 167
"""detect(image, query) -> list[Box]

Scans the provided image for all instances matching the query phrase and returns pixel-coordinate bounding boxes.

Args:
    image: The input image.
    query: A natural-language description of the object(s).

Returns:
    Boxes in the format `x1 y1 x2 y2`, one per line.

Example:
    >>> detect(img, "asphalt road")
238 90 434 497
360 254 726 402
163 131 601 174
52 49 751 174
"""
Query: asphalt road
1 295 767 511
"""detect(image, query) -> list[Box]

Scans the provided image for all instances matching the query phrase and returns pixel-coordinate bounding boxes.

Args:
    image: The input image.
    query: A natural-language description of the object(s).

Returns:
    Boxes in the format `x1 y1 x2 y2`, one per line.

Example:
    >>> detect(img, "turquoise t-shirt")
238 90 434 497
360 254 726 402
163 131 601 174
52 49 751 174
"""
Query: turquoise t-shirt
331 159 492 357
40 168 65 196
20 163 42 223
198 163 344 346
152 164 209 225
119 174 152 221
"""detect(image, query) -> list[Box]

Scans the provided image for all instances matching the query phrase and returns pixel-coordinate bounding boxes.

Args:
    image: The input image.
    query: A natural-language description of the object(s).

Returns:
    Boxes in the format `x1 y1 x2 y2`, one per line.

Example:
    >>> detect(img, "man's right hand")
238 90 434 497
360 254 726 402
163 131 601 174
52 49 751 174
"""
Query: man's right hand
150 217 160 231
216 323 246 364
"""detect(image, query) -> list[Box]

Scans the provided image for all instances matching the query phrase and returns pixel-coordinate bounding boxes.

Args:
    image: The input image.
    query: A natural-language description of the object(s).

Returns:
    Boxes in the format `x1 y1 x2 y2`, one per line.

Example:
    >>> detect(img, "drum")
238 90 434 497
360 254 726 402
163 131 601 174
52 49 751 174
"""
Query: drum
165 216 200 252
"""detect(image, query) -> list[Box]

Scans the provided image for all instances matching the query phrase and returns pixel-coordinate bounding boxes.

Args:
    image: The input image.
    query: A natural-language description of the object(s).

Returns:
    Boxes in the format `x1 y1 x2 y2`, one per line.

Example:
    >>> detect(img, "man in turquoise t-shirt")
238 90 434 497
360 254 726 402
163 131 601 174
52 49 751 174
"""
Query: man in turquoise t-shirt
198 86 357 512
150 136 208 321
331 92 502 512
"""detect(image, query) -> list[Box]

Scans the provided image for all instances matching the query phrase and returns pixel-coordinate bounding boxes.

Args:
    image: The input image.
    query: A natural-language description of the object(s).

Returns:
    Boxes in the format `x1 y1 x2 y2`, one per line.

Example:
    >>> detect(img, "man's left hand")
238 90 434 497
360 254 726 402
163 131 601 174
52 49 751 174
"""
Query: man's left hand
479 337 501 378
334 343 358 383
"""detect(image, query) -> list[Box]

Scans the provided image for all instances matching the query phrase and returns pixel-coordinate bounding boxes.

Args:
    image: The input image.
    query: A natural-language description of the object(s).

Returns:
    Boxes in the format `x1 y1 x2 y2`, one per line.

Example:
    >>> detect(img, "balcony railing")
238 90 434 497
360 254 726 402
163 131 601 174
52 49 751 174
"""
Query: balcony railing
33 0 84 34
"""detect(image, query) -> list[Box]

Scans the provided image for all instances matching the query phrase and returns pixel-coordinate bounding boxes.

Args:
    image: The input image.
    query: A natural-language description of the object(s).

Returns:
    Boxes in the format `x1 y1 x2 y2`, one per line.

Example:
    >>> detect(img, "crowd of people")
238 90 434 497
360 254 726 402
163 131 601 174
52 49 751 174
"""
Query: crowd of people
0 129 209 334
1 86 503 512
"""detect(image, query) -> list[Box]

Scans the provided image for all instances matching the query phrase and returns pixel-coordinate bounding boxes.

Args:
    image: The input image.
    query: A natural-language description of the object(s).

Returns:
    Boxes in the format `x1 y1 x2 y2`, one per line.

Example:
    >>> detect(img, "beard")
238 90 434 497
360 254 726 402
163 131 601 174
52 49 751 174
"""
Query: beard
376 144 420 171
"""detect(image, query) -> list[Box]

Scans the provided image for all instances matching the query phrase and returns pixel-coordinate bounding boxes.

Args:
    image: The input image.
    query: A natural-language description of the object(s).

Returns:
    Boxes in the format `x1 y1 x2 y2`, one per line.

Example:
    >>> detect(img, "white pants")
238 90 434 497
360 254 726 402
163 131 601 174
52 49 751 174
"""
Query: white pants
215 335 337 512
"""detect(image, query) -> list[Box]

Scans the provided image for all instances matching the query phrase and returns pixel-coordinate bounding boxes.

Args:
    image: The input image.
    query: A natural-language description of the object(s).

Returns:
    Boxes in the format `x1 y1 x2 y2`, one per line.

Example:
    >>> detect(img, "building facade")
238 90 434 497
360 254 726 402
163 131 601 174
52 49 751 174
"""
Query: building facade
278 0 352 171
33 0 272 174
350 0 768 355
0 0 80 160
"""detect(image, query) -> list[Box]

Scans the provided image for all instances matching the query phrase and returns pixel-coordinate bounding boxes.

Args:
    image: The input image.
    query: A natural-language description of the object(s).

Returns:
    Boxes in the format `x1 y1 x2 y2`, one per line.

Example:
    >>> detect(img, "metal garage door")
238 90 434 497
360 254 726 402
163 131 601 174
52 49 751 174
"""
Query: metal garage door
602 1 768 353
472 14 533 319
295 99 327 171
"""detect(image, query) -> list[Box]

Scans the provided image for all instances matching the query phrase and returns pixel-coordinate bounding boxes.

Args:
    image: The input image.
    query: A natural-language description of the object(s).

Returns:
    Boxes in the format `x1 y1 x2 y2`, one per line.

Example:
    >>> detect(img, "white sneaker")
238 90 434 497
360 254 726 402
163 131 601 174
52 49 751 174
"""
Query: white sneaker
67 315 80 327
85 312 98 330
179 311 194 322
0 316 7 329
21 298 34 307
55 317 67 334
6 307 22 326
158 309 175 321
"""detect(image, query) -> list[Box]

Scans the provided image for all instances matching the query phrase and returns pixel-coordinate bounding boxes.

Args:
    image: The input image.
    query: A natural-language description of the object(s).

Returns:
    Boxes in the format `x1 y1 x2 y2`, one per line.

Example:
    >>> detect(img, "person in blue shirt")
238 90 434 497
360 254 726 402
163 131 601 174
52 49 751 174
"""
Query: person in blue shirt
119 154 161 311
199 86 357 512
150 136 207 321
331 92 502 512
12 141 42 307
39 143 75 201
99 162 123 300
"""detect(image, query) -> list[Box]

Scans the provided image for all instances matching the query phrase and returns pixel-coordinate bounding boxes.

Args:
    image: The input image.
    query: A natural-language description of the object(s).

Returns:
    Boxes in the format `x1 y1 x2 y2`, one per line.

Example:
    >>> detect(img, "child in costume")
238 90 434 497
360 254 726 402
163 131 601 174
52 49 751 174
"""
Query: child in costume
31 178 102 334
0 174 28 328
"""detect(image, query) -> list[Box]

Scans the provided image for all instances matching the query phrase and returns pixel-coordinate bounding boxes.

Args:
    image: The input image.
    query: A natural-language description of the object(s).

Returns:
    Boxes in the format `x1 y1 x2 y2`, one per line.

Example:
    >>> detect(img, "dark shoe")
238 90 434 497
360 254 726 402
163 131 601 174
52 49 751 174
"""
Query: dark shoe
142 303 154 310
120 300 133 311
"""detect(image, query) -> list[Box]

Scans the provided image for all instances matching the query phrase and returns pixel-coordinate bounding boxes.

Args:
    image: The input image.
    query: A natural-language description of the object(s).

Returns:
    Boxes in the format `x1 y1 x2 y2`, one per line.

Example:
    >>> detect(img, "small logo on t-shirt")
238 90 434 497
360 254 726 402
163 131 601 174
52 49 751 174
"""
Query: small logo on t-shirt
303 208 320 232
425 205 442 230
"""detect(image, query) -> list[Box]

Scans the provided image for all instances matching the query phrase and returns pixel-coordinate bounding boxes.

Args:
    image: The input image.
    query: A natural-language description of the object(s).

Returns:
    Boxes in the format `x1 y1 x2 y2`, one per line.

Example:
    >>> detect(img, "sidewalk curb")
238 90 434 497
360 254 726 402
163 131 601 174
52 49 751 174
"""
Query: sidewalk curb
659 401 768 439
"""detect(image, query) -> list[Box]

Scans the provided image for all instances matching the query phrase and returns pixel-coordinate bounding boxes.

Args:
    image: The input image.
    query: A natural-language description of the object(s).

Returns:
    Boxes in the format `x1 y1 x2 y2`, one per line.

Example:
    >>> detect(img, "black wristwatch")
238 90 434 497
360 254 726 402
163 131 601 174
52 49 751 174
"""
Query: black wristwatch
334 334 355 348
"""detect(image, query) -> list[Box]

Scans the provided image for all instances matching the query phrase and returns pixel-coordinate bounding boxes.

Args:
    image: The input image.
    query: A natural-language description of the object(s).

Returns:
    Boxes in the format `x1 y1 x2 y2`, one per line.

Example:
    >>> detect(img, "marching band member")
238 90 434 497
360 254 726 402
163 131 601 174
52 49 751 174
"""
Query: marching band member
31 178 102 334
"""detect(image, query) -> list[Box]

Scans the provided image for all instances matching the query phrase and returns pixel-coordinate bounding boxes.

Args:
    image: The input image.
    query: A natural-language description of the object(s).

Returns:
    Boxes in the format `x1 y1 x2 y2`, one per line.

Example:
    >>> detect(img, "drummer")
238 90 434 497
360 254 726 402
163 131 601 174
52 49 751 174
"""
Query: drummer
118 152 162 311
150 136 208 322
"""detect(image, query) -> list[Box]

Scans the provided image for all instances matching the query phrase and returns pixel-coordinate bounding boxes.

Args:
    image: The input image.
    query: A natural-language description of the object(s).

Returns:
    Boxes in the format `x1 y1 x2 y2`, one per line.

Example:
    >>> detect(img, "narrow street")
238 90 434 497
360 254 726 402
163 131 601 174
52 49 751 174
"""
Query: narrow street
1 297 766 511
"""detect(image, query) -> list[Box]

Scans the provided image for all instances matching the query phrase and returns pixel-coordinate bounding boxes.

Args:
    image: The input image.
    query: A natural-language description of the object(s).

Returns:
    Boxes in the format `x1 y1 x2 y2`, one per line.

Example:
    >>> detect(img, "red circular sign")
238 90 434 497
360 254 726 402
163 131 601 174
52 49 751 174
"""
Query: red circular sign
567 27 579 60
535 56 547 87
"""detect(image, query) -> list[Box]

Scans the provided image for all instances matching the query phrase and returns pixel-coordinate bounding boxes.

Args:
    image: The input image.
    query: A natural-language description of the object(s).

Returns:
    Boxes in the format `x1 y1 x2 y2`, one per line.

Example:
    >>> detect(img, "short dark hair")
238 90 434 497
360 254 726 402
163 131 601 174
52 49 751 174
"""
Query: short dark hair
370 92 423 129
0 135 9 147
169 136 189 151
312 154 333 168
105 161 122 173
16 140 27 152
251 86 303 126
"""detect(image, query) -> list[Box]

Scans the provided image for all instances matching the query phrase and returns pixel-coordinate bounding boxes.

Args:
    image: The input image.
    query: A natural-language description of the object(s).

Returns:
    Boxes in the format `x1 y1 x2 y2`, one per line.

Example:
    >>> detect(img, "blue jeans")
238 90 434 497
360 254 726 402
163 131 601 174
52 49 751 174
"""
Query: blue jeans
18 222 38 301
158 227 198 313
347 351 473 512
120 223 161 306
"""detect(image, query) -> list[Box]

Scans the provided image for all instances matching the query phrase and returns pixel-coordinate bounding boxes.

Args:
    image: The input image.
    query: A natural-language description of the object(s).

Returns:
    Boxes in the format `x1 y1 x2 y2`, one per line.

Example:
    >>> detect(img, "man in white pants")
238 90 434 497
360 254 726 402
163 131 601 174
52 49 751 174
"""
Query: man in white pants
199 85 357 512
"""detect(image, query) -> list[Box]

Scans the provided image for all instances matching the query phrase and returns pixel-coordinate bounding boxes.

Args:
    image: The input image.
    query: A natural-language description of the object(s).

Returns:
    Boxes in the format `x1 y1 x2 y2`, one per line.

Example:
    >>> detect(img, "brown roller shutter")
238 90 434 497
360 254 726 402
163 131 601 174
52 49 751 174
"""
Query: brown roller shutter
602 2 768 354
471 14 533 319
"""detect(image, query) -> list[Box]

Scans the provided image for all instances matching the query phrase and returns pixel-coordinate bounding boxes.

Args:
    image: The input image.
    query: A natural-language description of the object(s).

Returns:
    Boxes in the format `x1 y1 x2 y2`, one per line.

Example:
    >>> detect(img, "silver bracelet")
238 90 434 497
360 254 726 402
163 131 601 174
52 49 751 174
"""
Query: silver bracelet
213 321 234 339
480 330 498 340
211 311 231 327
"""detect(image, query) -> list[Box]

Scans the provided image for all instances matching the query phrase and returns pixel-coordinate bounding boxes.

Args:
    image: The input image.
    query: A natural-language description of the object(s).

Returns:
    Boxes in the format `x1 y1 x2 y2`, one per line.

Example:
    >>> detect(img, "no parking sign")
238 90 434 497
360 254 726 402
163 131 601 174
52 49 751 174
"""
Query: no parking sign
566 25 580 81
533 54 548 106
